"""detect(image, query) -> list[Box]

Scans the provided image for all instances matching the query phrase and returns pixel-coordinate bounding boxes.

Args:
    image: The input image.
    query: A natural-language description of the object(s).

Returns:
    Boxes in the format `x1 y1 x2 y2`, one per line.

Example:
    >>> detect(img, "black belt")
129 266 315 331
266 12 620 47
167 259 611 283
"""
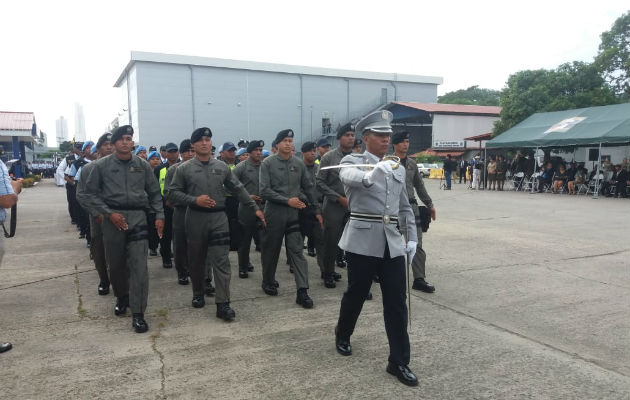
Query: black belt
350 212 398 224
189 205 226 213
106 204 146 211
409 199 417 205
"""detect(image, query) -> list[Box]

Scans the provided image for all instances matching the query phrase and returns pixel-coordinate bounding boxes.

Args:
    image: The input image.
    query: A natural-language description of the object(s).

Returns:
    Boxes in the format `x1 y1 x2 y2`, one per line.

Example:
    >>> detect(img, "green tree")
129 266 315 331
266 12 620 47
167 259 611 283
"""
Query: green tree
438 85 501 106
59 141 73 153
493 62 618 135
594 11 630 98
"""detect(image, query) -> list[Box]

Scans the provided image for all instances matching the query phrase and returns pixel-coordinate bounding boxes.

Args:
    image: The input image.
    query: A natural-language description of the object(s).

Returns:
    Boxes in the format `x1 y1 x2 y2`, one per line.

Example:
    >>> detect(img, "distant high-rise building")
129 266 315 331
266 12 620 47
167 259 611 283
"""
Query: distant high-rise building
74 102 86 142
55 116 68 145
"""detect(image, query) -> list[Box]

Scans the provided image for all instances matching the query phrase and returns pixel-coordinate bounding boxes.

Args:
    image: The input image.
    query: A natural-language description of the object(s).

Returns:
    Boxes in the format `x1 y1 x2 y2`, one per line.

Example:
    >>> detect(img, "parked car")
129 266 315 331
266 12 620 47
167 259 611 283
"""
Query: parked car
417 163 439 177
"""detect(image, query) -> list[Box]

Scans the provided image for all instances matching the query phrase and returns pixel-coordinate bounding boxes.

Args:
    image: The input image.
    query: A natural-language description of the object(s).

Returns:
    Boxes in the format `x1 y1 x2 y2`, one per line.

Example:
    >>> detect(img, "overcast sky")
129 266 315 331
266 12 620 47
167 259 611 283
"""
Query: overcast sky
1 0 627 145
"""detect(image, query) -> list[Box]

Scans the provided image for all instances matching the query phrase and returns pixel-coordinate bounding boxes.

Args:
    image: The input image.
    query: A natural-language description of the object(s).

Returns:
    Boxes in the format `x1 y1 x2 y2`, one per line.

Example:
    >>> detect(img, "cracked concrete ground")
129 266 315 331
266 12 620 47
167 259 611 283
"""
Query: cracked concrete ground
0 179 628 399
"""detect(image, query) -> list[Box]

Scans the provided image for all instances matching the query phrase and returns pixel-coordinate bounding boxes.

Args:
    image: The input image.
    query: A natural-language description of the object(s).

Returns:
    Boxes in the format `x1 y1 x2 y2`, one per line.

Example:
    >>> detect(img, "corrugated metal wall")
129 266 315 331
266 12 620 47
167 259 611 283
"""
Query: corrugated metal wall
126 62 438 149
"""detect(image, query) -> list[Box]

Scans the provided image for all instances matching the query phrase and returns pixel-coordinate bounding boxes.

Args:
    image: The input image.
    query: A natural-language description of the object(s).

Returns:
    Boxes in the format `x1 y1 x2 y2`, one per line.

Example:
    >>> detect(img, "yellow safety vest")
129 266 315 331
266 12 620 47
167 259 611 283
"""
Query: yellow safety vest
159 166 168 196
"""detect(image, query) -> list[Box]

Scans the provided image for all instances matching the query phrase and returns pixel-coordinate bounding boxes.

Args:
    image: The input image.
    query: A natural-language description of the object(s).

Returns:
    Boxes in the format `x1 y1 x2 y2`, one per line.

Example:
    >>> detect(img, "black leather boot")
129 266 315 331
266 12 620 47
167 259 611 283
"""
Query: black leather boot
132 313 149 333
114 295 129 316
296 288 313 309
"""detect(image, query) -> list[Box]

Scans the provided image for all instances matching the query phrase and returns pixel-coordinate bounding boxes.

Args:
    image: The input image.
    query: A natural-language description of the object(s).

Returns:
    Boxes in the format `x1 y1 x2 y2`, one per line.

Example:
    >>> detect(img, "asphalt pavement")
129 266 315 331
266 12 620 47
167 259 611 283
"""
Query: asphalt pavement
0 179 628 399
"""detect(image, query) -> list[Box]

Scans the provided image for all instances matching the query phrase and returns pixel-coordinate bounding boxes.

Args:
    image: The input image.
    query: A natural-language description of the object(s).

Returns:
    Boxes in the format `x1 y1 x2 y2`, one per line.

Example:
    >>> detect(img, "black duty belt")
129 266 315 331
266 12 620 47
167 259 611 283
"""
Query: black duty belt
350 212 398 224
189 205 226 213
106 204 146 211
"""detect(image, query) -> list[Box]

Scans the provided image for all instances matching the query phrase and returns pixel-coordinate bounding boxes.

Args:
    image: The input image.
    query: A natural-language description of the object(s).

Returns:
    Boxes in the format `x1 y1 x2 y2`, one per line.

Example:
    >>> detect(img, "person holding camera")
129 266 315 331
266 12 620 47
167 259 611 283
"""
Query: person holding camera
0 158 22 353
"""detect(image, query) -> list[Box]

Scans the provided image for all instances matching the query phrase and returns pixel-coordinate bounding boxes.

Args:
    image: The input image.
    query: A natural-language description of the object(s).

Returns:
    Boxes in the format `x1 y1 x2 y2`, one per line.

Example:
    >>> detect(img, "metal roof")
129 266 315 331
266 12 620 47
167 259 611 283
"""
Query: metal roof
0 111 35 131
114 51 444 87
393 102 501 116
463 133 493 141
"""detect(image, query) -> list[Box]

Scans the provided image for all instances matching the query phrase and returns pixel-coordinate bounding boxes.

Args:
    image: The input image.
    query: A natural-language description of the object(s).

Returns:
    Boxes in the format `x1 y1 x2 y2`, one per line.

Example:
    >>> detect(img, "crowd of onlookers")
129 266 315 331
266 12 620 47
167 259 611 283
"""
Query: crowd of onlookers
441 152 630 198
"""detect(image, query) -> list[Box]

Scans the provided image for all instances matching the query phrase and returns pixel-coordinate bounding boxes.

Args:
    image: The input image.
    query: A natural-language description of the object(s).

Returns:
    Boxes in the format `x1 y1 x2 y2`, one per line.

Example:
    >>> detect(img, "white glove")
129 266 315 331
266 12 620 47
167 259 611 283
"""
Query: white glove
364 160 395 185
405 240 417 261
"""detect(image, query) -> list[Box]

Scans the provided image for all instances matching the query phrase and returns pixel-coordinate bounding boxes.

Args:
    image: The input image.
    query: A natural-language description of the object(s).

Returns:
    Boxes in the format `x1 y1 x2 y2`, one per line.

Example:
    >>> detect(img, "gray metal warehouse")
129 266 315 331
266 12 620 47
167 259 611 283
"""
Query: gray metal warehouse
114 52 443 149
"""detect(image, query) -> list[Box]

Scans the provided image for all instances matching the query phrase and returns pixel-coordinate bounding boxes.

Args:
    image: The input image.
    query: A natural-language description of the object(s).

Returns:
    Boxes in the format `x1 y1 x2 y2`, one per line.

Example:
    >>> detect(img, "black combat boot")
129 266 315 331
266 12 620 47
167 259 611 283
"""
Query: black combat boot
324 273 336 288
192 295 205 308
216 302 236 321
296 288 313 309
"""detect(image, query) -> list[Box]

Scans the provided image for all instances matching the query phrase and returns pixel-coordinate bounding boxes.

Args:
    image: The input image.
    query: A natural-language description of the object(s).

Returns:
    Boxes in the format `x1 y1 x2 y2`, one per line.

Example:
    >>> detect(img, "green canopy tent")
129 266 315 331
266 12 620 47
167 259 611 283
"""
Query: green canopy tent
487 103 630 196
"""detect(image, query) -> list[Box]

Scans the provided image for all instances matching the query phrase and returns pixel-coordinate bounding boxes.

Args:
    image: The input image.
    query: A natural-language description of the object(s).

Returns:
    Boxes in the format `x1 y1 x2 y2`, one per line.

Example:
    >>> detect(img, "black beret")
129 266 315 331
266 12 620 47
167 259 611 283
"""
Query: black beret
301 141 316 153
179 139 192 153
274 129 294 144
353 138 363 147
74 142 84 149
111 125 134 144
391 131 409 145
336 122 354 139
96 132 112 150
159 145 166 151
237 139 248 148
191 127 212 143
246 139 265 153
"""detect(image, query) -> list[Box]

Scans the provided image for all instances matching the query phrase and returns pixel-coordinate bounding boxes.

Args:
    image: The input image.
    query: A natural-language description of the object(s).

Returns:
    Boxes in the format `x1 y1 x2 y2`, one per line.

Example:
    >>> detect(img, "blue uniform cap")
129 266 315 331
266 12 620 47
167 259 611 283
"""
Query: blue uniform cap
135 145 147 155
147 151 160 160
262 150 270 157
90 145 98 156
236 147 247 156
81 141 94 152
316 138 331 148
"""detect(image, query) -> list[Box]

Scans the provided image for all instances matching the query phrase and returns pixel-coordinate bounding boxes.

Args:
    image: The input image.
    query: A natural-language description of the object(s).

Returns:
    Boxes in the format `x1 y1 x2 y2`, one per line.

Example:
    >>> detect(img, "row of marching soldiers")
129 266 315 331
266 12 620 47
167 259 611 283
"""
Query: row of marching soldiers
74 122 436 334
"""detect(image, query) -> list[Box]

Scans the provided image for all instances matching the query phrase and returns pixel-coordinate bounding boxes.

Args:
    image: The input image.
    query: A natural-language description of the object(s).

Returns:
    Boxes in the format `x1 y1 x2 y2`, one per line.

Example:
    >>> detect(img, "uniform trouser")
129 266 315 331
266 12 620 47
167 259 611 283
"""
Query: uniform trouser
226 196 242 252
237 206 259 272
89 215 109 284
78 205 91 242
261 203 309 290
186 209 231 303
101 210 146 313
172 207 189 276
159 206 173 262
147 213 159 251
445 171 452 189
459 167 467 183
66 183 78 222
337 249 410 366
408 204 427 280
299 210 324 273
472 169 481 189
322 202 347 276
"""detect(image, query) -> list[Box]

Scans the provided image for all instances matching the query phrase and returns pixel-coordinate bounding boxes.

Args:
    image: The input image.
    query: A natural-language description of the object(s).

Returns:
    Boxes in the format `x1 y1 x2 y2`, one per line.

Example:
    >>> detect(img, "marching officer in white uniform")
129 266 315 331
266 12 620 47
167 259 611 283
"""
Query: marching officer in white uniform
334 110 419 386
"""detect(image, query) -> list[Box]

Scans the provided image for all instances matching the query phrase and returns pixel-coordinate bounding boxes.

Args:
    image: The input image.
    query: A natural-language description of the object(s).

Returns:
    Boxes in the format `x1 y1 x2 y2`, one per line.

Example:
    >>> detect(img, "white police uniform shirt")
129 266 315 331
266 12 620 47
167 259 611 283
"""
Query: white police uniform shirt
337 151 416 258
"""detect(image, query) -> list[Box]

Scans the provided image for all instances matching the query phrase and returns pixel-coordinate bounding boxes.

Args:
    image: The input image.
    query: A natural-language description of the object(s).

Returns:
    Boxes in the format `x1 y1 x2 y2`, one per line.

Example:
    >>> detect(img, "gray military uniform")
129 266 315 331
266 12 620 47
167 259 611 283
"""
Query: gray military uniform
82 154 164 314
168 157 257 303
259 154 320 290
338 152 416 256
303 163 324 273
163 162 188 278
336 150 416 367
402 157 433 280
76 161 111 289
316 147 352 275
233 158 262 273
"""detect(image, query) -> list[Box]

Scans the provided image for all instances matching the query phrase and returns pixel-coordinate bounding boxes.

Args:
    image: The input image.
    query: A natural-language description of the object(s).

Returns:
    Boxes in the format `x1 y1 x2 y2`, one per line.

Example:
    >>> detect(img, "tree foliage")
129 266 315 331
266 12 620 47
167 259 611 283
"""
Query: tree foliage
492 11 628 136
59 141 73 153
594 11 630 98
438 85 500 106
493 62 619 135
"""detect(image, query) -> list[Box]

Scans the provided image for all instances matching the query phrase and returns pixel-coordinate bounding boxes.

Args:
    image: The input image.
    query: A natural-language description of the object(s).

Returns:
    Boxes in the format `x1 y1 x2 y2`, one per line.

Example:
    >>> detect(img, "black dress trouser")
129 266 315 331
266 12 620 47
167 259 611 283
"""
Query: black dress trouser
336 247 410 366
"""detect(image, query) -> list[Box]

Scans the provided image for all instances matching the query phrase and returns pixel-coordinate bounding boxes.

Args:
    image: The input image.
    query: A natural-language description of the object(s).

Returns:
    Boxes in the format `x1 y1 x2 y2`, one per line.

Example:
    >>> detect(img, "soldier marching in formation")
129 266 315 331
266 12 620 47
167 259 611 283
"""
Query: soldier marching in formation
68 113 436 385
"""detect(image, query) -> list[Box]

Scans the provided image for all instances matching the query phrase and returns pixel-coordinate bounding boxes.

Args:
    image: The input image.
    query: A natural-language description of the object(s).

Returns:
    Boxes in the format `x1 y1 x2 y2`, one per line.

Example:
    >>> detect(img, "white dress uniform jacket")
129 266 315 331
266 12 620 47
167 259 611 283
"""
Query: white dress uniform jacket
337 151 417 258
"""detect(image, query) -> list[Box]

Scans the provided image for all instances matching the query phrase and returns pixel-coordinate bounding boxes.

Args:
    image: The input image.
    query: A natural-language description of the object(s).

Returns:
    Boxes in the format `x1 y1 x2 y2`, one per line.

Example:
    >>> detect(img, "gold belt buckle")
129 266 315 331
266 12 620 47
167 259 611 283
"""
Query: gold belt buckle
383 215 390 224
